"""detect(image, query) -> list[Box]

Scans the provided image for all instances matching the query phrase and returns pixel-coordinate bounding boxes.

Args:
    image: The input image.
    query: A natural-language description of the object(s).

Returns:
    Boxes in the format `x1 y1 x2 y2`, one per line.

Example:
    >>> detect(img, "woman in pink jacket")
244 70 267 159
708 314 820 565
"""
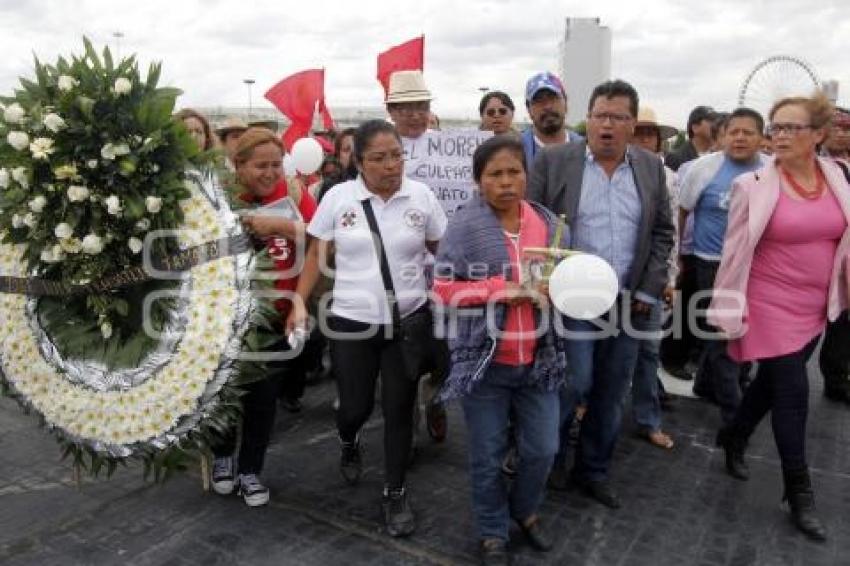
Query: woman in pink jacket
709 93 850 541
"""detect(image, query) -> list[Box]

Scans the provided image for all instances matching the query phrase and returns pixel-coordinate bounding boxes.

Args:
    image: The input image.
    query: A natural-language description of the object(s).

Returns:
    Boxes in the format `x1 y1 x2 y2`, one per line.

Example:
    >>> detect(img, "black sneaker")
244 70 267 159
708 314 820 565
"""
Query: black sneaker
237 473 270 507
340 440 362 485
211 456 235 495
382 487 415 537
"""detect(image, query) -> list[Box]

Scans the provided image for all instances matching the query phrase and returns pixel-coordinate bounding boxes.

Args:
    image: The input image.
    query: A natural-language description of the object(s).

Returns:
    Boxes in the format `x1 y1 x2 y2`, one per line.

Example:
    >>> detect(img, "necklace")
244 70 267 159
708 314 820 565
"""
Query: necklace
781 163 825 200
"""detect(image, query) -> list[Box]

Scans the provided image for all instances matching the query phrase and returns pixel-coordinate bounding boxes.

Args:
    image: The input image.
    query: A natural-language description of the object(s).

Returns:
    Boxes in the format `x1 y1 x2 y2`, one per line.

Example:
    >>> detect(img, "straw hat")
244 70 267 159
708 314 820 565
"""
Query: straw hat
636 107 678 140
248 119 278 133
385 70 433 104
215 116 249 138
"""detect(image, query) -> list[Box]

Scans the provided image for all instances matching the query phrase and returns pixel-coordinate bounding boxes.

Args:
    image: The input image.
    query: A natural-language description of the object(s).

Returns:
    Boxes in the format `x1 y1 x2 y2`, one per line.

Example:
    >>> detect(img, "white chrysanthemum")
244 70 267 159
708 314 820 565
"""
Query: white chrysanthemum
29 137 55 160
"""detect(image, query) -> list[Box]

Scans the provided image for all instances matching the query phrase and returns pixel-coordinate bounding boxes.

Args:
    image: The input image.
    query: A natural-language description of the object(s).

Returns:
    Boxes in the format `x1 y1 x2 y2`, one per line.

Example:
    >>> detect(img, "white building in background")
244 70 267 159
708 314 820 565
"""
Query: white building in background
558 17 612 126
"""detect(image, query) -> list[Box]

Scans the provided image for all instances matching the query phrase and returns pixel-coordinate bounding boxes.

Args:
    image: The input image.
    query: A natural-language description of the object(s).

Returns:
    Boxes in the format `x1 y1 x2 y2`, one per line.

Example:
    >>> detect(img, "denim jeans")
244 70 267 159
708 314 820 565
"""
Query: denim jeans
631 303 664 432
555 299 648 482
461 363 559 541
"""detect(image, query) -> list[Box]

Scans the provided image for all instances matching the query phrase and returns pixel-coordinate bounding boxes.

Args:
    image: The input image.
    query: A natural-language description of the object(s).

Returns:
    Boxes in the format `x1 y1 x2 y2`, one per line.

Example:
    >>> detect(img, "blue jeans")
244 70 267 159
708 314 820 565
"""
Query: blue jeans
631 304 664 432
555 301 648 482
461 363 559 541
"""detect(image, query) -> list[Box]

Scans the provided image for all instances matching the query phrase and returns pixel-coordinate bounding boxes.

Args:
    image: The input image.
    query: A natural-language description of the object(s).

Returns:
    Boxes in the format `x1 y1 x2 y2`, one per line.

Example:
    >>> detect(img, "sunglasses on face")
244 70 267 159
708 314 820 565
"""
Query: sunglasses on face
485 107 510 117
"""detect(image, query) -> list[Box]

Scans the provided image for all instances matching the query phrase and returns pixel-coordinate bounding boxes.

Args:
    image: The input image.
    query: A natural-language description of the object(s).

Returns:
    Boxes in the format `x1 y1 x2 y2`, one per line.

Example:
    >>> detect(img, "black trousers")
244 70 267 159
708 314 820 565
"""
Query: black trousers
661 254 701 369
213 337 298 475
730 337 819 471
693 257 742 423
329 314 419 490
819 310 850 394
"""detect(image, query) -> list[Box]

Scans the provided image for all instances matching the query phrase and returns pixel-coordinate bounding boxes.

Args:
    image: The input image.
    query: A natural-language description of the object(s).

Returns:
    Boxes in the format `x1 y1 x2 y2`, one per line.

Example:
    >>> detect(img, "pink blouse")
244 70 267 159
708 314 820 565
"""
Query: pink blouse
729 188 847 361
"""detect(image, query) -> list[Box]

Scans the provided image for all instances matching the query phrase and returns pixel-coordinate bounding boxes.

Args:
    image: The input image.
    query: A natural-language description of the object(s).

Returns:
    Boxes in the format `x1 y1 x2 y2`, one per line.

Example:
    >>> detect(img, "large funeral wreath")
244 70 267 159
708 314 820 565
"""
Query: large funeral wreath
0 39 277 479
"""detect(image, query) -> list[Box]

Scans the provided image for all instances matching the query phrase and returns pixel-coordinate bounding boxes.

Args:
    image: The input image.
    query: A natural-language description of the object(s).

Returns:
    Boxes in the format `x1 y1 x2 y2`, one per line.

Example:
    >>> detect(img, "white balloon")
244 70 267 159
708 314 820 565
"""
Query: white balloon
290 137 324 175
282 153 297 177
548 254 619 320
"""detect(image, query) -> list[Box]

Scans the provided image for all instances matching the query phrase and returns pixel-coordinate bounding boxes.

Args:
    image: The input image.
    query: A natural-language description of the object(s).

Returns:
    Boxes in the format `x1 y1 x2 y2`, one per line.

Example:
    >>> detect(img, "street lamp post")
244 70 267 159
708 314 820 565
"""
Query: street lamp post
243 79 256 120
113 31 124 59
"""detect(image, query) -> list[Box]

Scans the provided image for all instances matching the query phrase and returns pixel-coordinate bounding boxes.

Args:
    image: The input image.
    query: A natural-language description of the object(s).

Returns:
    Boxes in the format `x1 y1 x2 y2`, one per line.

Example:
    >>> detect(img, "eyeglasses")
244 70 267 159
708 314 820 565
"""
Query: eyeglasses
766 123 812 136
364 152 404 165
389 102 429 116
589 112 633 124
485 107 510 117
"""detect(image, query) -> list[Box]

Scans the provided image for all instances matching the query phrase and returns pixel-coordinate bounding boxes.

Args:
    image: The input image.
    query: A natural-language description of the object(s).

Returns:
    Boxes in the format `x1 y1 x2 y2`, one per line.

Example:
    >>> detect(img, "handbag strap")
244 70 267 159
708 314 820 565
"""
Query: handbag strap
361 198 402 328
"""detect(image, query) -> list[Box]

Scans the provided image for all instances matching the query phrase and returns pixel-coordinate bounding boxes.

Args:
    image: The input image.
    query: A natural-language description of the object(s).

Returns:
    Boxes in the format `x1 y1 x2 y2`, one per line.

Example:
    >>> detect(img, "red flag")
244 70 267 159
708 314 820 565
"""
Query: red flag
264 69 336 151
376 36 424 96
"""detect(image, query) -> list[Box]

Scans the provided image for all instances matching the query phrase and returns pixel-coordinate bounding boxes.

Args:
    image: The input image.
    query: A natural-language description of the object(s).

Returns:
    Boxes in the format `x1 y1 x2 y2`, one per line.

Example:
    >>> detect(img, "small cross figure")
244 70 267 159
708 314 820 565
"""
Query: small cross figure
341 210 357 227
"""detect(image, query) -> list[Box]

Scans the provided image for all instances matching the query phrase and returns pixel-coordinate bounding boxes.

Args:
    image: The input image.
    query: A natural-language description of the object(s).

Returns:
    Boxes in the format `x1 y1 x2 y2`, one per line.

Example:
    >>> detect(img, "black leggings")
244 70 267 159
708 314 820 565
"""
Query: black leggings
212 337 298 475
329 315 419 489
730 337 819 471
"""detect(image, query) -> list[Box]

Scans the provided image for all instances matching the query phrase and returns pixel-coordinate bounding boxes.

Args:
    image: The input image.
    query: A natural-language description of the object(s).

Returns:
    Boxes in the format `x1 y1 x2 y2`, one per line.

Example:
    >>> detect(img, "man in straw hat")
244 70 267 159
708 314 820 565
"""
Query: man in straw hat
385 69 433 141
629 105 679 451
384 69 450 447
215 116 249 166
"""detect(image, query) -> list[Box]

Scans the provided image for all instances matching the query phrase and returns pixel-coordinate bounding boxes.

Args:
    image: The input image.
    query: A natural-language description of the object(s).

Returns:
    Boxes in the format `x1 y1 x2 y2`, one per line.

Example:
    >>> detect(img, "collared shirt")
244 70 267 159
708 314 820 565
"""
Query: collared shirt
307 175 447 324
572 147 642 290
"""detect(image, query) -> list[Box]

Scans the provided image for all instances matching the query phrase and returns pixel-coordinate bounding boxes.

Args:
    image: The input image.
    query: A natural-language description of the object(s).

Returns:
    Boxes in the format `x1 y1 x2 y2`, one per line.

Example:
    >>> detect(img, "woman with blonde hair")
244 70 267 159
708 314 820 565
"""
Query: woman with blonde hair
209 127 316 507
710 93 850 541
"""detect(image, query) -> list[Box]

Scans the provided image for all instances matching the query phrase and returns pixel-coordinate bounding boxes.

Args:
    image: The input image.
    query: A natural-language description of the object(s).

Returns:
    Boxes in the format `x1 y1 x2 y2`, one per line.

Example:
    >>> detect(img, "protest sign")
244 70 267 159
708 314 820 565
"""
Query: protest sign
402 129 492 217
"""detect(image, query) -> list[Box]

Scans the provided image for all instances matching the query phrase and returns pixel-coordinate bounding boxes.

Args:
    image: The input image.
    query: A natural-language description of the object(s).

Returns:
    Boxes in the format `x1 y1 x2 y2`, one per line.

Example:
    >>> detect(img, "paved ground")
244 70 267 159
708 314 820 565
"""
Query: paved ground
1 359 848 566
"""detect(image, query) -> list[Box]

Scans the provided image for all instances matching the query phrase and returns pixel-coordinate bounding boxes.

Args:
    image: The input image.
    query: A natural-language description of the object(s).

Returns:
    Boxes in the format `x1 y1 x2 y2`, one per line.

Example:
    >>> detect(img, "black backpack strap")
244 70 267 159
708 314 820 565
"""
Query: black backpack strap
361 198 402 328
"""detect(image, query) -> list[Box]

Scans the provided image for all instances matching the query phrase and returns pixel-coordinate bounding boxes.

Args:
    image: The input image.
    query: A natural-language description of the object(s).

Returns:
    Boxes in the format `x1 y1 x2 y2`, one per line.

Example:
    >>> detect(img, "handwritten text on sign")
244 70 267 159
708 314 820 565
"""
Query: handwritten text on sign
402 129 493 217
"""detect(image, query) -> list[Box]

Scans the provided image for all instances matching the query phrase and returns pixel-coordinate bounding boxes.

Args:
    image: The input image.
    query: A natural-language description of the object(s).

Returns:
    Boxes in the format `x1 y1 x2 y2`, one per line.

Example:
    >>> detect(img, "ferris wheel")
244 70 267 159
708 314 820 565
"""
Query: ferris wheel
738 55 821 119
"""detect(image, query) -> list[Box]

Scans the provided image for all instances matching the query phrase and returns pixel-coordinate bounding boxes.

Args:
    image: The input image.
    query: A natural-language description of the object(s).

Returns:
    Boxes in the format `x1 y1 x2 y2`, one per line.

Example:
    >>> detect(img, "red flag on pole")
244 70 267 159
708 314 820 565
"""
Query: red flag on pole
264 68 336 151
376 36 424 96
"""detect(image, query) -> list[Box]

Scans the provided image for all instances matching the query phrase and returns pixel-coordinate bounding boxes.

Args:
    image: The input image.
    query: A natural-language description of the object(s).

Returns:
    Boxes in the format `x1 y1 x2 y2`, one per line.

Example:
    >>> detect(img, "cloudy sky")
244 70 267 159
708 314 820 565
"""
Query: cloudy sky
0 0 846 128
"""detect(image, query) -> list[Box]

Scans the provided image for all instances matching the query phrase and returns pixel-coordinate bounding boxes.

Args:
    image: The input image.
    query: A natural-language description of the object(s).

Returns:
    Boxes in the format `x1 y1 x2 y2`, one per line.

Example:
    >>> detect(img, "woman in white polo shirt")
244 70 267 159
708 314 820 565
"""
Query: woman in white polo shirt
288 120 447 538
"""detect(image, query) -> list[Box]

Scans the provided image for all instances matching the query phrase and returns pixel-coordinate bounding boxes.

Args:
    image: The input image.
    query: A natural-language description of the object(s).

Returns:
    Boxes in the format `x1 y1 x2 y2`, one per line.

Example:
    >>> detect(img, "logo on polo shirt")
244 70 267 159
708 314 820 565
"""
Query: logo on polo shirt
340 209 358 228
403 208 426 230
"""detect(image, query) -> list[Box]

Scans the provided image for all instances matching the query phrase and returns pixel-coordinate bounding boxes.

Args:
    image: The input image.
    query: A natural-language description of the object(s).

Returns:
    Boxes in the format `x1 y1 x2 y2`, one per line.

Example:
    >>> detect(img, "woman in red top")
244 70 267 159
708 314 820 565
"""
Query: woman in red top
210 127 316 507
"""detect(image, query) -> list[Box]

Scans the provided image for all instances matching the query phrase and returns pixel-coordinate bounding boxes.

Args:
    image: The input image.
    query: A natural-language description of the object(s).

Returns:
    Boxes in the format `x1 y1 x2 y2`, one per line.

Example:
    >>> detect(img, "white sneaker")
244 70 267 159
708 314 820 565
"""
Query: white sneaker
211 456 234 495
237 474 270 507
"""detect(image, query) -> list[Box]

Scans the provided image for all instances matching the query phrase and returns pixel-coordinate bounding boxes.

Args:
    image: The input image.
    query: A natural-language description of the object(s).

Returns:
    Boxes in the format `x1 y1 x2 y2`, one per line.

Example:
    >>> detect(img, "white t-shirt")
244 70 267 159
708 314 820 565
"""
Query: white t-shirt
307 175 448 324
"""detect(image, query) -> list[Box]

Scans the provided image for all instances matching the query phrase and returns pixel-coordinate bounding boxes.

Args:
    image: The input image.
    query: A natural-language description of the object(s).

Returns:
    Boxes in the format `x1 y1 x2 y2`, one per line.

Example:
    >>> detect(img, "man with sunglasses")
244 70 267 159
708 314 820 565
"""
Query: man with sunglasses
521 71 583 168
